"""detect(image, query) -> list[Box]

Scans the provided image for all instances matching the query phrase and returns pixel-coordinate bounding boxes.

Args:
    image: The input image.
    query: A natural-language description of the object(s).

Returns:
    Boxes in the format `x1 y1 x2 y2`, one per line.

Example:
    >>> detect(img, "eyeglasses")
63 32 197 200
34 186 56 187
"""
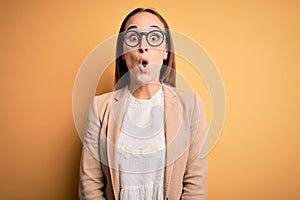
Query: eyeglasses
123 30 166 47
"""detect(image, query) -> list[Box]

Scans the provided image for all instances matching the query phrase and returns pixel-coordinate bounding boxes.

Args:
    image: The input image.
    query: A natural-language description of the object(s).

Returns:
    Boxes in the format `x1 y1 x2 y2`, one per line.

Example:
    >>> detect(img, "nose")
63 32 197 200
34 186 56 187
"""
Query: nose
138 35 148 53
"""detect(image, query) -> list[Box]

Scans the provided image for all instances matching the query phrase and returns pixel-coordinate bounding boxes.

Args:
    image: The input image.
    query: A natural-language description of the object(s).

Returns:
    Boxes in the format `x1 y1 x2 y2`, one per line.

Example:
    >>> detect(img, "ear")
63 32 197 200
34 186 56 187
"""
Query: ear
163 51 168 60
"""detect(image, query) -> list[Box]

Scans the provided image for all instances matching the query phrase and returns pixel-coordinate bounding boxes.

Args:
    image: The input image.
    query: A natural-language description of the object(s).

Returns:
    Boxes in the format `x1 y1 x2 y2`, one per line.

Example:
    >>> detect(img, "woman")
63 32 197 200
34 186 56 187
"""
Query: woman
79 8 207 200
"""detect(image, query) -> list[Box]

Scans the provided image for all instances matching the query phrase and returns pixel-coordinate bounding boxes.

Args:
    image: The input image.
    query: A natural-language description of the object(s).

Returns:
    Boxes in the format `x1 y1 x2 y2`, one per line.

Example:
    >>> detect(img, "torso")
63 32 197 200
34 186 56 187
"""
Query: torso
117 87 165 200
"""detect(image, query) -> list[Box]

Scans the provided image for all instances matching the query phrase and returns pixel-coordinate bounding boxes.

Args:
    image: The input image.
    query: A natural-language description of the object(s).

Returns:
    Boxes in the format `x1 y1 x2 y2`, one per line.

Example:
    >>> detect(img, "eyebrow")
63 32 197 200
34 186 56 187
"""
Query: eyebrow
126 25 162 31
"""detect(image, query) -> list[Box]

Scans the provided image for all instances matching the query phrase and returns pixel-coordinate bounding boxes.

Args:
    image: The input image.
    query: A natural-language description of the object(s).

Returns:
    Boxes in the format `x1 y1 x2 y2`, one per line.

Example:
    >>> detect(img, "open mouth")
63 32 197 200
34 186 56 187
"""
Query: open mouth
139 57 149 72
141 60 148 68
139 58 149 72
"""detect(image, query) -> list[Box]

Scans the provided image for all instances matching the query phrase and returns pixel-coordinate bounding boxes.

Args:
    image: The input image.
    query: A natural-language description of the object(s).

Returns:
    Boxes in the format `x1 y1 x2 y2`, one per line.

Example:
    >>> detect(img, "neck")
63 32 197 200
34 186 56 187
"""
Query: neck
129 82 162 99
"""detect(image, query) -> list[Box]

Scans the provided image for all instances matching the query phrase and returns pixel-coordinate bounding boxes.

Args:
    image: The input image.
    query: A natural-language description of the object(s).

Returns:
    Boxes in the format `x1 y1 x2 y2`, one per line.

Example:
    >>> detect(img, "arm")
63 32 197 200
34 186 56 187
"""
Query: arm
181 94 208 200
79 97 106 200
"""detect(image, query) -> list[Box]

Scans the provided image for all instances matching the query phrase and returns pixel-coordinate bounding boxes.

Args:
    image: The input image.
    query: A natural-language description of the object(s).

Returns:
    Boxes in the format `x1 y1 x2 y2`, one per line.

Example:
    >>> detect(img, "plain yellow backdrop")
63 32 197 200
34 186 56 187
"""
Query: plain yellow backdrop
1 0 299 199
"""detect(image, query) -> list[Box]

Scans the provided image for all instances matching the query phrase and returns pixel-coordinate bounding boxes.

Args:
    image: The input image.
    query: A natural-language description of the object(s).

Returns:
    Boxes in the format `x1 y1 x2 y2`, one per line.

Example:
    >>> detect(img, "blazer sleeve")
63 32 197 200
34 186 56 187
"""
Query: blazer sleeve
181 94 208 200
79 97 106 200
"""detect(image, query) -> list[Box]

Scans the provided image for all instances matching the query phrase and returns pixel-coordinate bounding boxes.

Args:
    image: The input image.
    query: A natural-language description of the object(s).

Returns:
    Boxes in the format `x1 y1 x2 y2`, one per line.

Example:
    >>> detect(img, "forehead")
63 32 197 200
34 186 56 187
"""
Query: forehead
124 12 165 30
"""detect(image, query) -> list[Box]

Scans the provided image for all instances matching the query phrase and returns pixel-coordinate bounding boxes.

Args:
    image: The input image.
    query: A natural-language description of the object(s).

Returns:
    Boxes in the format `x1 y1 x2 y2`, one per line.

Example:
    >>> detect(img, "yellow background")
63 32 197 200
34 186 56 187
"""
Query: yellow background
1 0 299 199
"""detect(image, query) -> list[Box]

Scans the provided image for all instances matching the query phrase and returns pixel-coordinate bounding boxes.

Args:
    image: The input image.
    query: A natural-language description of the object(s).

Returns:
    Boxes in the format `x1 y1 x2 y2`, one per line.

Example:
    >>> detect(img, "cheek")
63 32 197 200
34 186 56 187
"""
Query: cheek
149 50 166 64
124 53 138 68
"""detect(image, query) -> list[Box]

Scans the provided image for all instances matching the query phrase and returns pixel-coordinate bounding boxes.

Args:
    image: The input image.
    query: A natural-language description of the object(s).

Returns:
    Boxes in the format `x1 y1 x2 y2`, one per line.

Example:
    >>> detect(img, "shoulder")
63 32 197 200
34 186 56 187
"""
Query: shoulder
171 87 195 101
93 91 113 104
163 84 205 111
93 86 127 105
91 87 127 117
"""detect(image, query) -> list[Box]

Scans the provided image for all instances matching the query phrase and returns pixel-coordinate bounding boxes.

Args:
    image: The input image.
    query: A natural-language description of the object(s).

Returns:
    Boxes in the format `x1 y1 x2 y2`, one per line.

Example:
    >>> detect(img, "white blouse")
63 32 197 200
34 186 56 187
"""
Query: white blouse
118 87 165 200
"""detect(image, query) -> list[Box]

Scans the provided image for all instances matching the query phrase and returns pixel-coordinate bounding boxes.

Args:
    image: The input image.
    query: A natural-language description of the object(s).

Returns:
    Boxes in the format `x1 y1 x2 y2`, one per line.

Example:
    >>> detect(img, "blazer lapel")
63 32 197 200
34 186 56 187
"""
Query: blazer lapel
163 84 181 198
107 86 128 200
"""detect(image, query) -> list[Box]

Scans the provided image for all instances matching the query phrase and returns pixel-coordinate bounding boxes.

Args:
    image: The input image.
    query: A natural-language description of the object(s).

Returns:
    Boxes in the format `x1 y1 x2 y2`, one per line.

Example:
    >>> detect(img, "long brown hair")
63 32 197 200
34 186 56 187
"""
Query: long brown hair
115 8 176 89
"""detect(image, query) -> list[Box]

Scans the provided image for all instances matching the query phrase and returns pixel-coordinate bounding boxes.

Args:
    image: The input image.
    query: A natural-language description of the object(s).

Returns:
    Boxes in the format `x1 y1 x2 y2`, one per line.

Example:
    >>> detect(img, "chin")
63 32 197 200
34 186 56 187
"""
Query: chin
136 75 155 84
131 74 159 85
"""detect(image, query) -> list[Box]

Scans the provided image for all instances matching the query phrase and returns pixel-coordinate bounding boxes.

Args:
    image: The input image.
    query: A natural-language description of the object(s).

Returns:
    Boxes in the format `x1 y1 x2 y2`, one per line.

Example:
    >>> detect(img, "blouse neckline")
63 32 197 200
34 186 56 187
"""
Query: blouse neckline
127 85 163 103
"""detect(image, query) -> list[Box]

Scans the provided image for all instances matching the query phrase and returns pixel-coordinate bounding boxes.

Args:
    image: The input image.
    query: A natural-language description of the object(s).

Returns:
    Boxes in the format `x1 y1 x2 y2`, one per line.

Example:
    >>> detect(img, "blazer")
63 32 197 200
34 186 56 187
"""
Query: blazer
79 84 208 200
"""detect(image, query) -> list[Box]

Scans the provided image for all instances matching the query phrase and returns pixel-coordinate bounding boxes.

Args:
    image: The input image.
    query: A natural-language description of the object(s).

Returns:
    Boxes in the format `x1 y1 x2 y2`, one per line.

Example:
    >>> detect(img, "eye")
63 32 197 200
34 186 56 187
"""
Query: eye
124 31 140 47
150 34 159 41
129 34 138 42
148 31 164 46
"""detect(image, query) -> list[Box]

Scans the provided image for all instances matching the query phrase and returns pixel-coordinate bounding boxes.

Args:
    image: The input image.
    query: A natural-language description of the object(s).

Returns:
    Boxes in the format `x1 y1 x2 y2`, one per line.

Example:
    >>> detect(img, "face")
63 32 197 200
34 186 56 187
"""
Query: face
122 12 168 84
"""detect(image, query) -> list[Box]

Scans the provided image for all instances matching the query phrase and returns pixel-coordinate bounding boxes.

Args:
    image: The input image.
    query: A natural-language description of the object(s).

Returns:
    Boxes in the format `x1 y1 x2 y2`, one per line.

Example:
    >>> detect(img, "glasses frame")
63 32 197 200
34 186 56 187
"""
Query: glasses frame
122 29 166 48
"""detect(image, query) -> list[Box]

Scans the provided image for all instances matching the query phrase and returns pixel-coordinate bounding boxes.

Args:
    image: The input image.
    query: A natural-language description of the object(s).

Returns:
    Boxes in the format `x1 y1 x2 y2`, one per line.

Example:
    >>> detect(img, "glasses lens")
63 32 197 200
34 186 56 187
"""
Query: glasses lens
125 31 140 47
147 30 164 46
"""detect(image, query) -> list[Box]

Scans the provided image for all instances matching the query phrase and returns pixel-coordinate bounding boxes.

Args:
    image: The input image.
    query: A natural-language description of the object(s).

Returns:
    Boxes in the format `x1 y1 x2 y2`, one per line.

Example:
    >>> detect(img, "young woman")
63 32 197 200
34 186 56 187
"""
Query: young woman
79 8 207 200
